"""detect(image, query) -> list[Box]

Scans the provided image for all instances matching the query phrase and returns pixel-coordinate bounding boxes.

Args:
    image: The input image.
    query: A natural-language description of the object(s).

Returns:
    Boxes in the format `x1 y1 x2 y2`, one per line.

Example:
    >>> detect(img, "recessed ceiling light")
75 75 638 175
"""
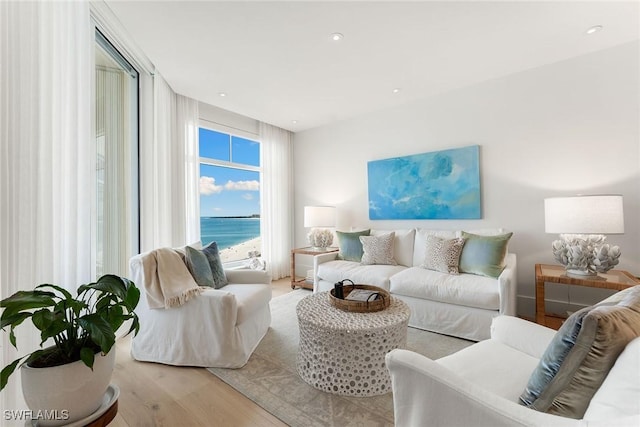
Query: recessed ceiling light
218 92 227 97
292 120 298 124
392 88 401 94
586 25 603 35
329 32 344 42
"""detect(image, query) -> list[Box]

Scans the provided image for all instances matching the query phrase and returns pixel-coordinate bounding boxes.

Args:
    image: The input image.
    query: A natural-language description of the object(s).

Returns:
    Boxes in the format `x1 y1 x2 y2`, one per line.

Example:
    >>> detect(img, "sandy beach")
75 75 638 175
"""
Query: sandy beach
219 237 262 263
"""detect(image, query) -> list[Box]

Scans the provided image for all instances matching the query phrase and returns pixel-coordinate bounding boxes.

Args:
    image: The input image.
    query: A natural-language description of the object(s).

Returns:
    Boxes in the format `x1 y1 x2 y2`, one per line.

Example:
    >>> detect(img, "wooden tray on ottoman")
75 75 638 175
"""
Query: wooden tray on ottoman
329 284 390 313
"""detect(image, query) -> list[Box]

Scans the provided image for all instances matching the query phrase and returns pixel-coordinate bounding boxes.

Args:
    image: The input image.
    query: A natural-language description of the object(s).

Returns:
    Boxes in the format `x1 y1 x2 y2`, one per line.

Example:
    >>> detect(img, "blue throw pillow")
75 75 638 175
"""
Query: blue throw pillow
336 230 370 262
184 246 215 287
519 306 591 408
519 287 640 419
202 241 228 288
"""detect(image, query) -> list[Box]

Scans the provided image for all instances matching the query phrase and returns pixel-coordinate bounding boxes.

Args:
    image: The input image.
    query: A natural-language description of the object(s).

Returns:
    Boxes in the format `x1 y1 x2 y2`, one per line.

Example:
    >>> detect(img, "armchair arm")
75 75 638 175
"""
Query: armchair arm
225 268 271 285
491 315 557 359
385 349 581 427
498 253 517 316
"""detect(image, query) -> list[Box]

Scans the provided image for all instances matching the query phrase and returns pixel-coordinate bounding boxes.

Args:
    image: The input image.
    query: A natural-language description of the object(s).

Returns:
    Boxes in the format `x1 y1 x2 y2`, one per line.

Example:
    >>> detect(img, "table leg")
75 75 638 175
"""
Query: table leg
290 251 296 289
535 277 546 326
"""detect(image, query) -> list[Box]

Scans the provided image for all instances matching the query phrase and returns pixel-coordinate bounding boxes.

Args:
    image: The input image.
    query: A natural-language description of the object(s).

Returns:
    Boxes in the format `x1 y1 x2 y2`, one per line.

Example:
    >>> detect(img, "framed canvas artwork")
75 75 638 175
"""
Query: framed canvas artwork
367 145 481 220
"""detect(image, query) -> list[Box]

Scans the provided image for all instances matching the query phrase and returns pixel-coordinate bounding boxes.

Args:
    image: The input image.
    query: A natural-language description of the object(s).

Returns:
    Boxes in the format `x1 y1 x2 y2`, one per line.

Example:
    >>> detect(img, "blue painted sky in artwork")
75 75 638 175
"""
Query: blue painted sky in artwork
367 145 481 220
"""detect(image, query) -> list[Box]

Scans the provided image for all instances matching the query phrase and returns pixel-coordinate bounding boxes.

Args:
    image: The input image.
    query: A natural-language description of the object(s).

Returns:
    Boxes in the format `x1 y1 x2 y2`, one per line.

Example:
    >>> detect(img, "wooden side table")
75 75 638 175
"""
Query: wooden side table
84 400 117 427
535 263 640 328
290 247 339 289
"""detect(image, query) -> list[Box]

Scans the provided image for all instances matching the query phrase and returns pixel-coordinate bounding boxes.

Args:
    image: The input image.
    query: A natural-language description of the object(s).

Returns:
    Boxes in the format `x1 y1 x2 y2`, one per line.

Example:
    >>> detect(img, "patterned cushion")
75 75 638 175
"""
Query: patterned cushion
336 230 371 262
359 232 397 266
184 246 215 287
420 235 465 274
202 241 228 289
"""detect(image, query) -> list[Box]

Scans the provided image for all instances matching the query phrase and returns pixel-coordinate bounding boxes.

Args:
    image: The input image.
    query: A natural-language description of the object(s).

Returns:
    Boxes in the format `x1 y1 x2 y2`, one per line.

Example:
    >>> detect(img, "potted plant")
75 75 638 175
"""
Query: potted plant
1 274 140 426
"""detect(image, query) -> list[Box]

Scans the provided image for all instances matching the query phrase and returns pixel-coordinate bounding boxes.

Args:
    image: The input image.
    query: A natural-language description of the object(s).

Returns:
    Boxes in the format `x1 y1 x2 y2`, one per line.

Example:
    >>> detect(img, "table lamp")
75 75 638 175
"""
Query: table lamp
304 206 336 250
544 194 624 276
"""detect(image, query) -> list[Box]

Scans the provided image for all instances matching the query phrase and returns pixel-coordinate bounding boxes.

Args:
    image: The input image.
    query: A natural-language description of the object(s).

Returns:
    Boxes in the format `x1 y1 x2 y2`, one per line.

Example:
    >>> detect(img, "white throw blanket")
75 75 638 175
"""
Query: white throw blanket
142 247 203 309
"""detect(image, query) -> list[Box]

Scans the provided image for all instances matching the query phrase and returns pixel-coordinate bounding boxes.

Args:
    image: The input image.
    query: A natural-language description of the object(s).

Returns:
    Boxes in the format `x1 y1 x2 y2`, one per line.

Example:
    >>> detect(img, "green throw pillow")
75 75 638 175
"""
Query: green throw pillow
184 246 215 287
336 230 371 262
202 241 228 289
459 231 512 278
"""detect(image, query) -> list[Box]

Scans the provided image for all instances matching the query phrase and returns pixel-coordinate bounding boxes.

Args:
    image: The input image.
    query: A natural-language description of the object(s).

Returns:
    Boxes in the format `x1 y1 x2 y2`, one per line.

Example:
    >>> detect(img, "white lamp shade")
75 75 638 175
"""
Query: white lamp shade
304 206 336 228
544 195 624 234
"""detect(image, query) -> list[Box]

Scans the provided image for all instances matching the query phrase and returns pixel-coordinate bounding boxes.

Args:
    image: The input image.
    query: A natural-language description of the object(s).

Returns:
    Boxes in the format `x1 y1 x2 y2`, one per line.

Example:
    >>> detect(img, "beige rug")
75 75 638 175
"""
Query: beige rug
208 290 473 427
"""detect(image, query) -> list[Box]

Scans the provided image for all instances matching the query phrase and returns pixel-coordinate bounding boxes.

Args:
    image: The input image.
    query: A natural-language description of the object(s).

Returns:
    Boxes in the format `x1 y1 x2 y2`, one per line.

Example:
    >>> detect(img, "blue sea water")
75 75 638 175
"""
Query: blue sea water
200 217 260 249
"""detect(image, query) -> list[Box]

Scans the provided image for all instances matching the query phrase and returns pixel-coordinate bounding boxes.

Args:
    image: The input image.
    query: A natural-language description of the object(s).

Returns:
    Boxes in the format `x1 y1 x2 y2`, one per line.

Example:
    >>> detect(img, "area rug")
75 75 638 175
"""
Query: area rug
207 290 473 427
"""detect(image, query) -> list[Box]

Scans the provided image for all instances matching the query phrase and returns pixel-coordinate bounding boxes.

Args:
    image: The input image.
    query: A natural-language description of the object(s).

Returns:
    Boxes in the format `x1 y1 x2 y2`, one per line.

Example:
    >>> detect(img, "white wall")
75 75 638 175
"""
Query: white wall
292 41 640 317
199 101 260 137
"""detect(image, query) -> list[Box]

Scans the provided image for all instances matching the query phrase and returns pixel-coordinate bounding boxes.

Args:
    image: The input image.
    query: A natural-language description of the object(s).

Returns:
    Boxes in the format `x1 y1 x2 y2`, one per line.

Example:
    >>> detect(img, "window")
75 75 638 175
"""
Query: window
199 127 261 263
94 29 140 277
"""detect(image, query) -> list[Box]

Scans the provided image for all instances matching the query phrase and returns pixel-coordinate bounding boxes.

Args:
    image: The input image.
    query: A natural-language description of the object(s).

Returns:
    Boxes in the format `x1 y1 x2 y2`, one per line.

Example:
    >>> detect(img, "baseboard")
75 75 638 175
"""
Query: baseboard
517 295 589 319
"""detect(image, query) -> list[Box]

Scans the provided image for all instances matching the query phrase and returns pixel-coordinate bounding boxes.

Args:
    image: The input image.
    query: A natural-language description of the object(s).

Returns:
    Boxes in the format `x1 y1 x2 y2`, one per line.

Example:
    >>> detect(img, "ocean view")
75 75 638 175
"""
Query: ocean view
201 217 260 249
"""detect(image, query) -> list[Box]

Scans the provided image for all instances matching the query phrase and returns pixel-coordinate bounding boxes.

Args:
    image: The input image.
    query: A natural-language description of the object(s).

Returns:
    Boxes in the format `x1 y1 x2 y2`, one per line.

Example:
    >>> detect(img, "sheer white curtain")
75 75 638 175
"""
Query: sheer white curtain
0 0 92 411
139 75 199 252
177 95 201 244
260 122 294 279
96 66 130 276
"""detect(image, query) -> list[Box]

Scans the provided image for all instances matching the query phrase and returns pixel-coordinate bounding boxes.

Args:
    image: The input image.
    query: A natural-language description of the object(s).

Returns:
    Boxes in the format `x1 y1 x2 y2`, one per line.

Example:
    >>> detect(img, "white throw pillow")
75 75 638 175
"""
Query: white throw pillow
421 235 465 274
360 232 397 265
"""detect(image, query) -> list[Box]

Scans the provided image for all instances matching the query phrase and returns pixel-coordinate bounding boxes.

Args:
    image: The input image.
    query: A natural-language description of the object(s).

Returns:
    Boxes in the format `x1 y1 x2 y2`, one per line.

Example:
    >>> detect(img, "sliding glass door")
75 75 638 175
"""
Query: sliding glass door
94 30 139 277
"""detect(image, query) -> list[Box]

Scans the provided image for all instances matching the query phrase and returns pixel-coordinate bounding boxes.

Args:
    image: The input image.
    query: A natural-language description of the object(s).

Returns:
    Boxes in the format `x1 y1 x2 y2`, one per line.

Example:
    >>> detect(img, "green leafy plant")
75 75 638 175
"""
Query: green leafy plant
0 274 140 391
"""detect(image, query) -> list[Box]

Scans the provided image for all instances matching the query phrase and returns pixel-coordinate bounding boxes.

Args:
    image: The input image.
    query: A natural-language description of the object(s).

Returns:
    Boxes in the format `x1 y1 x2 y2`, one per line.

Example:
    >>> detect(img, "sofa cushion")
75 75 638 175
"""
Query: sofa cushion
360 232 397 265
316 260 405 290
413 229 458 267
336 230 370 262
438 339 540 401
390 267 500 310
421 235 465 274
372 229 415 267
212 283 271 325
459 231 512 278
520 286 640 419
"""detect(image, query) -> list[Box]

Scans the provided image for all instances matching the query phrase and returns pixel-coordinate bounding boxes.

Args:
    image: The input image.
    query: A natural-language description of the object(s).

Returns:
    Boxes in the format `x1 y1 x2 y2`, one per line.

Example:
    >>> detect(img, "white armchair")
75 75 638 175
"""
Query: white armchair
129 251 272 368
386 315 640 427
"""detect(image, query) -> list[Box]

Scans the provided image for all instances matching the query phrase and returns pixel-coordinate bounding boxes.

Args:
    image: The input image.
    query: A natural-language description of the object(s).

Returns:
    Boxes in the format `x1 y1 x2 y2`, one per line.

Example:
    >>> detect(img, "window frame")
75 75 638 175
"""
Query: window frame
91 24 141 278
198 122 262 266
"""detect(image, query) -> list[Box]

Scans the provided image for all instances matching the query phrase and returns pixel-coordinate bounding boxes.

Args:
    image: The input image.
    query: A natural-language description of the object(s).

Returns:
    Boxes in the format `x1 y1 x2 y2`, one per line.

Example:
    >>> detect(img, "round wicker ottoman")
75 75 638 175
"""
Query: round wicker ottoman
296 291 410 397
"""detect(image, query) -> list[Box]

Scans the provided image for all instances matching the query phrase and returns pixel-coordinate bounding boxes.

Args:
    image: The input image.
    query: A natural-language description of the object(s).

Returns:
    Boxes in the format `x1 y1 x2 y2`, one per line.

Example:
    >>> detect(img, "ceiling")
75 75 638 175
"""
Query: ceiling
105 1 639 133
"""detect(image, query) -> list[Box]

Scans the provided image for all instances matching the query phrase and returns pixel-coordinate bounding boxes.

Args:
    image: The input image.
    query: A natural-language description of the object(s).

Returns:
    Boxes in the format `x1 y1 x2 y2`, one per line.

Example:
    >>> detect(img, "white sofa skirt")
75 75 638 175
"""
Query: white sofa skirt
131 290 271 368
394 294 496 341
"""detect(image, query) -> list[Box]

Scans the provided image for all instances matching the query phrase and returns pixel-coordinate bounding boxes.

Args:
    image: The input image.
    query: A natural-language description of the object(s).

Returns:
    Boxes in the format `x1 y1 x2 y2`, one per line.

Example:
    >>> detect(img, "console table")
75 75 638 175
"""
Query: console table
535 263 640 328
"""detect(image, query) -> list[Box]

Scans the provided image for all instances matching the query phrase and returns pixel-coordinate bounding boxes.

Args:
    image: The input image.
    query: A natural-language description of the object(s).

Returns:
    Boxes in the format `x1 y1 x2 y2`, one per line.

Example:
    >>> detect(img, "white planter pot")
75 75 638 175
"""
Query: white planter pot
21 349 115 426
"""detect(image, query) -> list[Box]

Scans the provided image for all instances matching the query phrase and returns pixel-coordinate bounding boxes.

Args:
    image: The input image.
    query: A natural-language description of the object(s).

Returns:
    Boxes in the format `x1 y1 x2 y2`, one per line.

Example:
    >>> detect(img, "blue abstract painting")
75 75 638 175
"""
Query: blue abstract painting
368 145 481 220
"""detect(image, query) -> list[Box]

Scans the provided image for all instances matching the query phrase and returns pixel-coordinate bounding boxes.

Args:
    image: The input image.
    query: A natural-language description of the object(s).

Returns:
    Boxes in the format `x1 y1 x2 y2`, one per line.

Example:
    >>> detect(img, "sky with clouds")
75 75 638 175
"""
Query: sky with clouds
199 128 261 217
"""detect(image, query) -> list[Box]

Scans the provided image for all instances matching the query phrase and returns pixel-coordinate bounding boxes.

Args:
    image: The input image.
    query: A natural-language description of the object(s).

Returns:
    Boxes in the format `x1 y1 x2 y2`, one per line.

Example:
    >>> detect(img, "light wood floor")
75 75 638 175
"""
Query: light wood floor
110 277 300 427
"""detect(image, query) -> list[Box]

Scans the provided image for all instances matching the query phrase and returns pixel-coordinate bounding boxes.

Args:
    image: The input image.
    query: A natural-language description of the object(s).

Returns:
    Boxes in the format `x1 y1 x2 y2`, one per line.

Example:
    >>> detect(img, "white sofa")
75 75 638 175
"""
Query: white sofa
386 314 640 427
314 228 516 341
129 250 272 368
